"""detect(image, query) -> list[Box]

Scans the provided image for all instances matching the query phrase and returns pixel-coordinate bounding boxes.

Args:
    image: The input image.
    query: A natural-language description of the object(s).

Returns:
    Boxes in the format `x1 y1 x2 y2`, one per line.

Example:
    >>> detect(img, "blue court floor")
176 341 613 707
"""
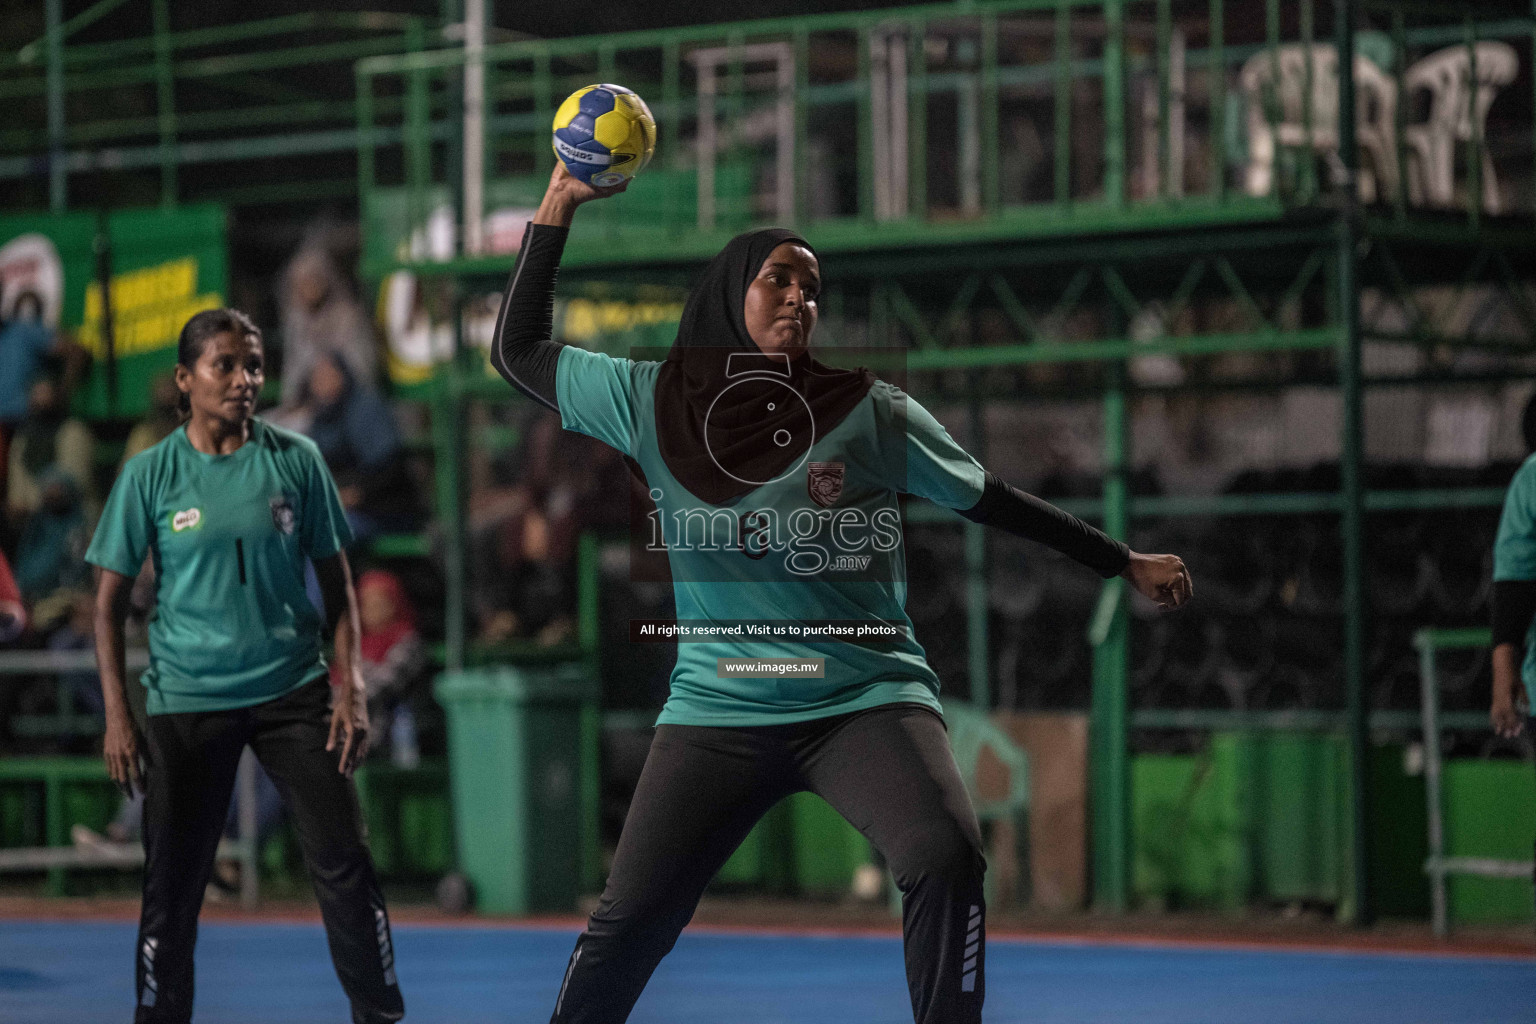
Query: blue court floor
0 919 1530 1023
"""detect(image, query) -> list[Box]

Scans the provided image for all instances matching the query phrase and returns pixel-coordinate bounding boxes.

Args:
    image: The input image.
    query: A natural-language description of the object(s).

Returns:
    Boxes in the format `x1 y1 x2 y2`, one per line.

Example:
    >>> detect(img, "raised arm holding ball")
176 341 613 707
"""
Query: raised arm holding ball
493 98 1190 1024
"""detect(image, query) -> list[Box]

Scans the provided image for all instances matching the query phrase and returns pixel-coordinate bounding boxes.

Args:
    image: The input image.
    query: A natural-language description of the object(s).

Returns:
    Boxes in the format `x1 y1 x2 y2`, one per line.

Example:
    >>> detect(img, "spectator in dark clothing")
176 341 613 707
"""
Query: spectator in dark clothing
15 468 90 615
473 497 578 647
8 374 96 527
296 352 421 539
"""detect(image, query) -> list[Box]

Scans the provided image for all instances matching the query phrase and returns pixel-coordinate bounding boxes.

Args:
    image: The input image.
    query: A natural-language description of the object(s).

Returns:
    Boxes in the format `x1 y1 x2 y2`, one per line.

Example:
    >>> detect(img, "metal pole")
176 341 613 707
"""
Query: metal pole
1209 0 1225 201
1054 3 1072 205
1091 361 1131 912
93 213 117 414
462 0 485 256
436 337 467 674
888 29 908 220
46 0 66 212
1264 0 1281 198
151 0 177 207
776 44 795 224
356 66 375 222
958 70 981 215
1464 18 1481 226
857 25 876 223
697 63 716 232
1103 0 1126 208
980 12 999 213
1334 0 1374 927
1416 634 1448 937
440 0 465 259
908 19 928 220
1391 9 1408 221
404 18 429 258
1300 0 1316 201
871 31 891 220
792 29 810 225
1156 0 1171 198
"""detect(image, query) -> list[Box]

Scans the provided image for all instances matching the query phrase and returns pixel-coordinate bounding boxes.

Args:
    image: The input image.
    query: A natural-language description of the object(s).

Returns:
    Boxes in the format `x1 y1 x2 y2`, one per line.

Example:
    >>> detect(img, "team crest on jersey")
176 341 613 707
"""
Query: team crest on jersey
807 462 845 508
269 495 297 535
170 508 202 532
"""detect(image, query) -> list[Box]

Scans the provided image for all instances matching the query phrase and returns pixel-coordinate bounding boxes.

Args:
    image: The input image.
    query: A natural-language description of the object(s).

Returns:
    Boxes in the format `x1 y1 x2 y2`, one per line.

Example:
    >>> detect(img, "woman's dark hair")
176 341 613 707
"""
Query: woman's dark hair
176 308 262 415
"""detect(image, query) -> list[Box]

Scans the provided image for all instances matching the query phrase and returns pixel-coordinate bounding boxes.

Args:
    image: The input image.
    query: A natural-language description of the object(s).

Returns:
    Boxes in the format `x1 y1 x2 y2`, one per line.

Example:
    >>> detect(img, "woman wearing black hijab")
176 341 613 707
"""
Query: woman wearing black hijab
492 164 1192 1024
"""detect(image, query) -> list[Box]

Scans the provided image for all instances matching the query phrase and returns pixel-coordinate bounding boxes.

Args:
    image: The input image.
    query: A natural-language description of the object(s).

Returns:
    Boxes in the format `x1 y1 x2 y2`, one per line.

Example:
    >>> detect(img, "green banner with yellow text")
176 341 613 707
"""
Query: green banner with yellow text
0 204 226 420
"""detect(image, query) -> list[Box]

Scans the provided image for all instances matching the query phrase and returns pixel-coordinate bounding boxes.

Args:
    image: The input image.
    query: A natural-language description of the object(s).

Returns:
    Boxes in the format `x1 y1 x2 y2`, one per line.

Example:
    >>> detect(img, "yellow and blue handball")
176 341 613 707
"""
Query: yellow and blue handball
552 83 657 188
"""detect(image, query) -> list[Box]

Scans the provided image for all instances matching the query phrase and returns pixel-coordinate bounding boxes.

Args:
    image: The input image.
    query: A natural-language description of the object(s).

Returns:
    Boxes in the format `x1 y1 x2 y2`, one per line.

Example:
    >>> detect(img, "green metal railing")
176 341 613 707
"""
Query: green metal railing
359 2 1536 925
1413 626 1532 937
1 8 444 210
7 3 1529 226
354 0 1536 277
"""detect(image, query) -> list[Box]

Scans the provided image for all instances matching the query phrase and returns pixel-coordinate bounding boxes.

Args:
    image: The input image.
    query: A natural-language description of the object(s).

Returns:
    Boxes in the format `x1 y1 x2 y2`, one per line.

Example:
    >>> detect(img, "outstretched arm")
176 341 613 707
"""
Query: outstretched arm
488 163 629 411
959 471 1192 611
959 470 1128 577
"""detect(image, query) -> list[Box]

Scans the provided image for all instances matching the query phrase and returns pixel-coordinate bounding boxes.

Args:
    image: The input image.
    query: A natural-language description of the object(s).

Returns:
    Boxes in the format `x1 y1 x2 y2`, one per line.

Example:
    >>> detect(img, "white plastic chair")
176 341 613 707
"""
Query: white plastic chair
1240 45 1398 202
1402 42 1517 214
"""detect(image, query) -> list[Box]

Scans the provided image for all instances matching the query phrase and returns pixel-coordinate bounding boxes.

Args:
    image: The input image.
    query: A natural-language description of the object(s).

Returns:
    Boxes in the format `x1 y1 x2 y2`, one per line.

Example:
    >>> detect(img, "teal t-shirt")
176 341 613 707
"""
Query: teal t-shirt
85 419 354 715
557 345 985 727
1493 452 1536 709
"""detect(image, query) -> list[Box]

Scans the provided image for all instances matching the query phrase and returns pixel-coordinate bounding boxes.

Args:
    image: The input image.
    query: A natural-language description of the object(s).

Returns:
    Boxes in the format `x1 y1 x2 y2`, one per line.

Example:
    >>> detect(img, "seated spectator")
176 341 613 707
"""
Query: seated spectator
472 497 578 648
8 374 95 525
120 373 182 465
468 405 628 651
15 468 90 620
279 243 378 406
0 289 88 490
294 353 422 539
336 569 430 765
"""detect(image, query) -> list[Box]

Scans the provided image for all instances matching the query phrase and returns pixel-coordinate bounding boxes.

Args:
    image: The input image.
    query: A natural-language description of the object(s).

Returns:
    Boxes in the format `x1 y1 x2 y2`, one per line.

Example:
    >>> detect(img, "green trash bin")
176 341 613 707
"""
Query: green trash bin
434 663 599 915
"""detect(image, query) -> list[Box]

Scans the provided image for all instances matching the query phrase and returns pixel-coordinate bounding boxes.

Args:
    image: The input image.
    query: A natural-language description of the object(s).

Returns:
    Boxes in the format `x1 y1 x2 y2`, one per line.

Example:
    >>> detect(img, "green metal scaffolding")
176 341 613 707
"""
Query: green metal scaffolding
348 0 1536 924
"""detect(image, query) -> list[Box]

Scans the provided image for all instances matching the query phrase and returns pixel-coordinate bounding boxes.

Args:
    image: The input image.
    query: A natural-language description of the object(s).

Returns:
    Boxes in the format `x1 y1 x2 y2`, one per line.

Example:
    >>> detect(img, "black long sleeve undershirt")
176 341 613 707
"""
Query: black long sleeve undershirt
958 471 1131 578
493 222 1130 577
488 222 568 411
1492 579 1536 648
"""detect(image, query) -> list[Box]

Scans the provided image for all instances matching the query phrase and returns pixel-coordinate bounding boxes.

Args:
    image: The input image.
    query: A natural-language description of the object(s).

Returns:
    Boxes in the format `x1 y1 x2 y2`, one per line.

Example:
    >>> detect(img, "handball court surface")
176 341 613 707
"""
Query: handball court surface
2 900 1533 1024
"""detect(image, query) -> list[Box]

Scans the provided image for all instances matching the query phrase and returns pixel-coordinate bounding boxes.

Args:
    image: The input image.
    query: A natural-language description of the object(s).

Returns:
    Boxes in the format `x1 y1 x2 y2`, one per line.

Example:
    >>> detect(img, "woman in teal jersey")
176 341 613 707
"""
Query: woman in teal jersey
493 165 1192 1024
88 309 404 1024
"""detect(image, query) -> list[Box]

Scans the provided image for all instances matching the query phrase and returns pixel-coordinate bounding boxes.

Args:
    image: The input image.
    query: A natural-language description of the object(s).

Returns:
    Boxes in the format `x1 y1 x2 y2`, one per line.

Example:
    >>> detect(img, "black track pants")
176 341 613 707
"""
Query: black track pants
134 677 405 1024
550 702 986 1024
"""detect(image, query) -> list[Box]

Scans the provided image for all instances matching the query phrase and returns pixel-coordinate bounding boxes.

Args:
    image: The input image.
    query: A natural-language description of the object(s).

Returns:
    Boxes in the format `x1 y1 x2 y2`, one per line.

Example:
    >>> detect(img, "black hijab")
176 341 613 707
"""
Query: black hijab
654 228 874 506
